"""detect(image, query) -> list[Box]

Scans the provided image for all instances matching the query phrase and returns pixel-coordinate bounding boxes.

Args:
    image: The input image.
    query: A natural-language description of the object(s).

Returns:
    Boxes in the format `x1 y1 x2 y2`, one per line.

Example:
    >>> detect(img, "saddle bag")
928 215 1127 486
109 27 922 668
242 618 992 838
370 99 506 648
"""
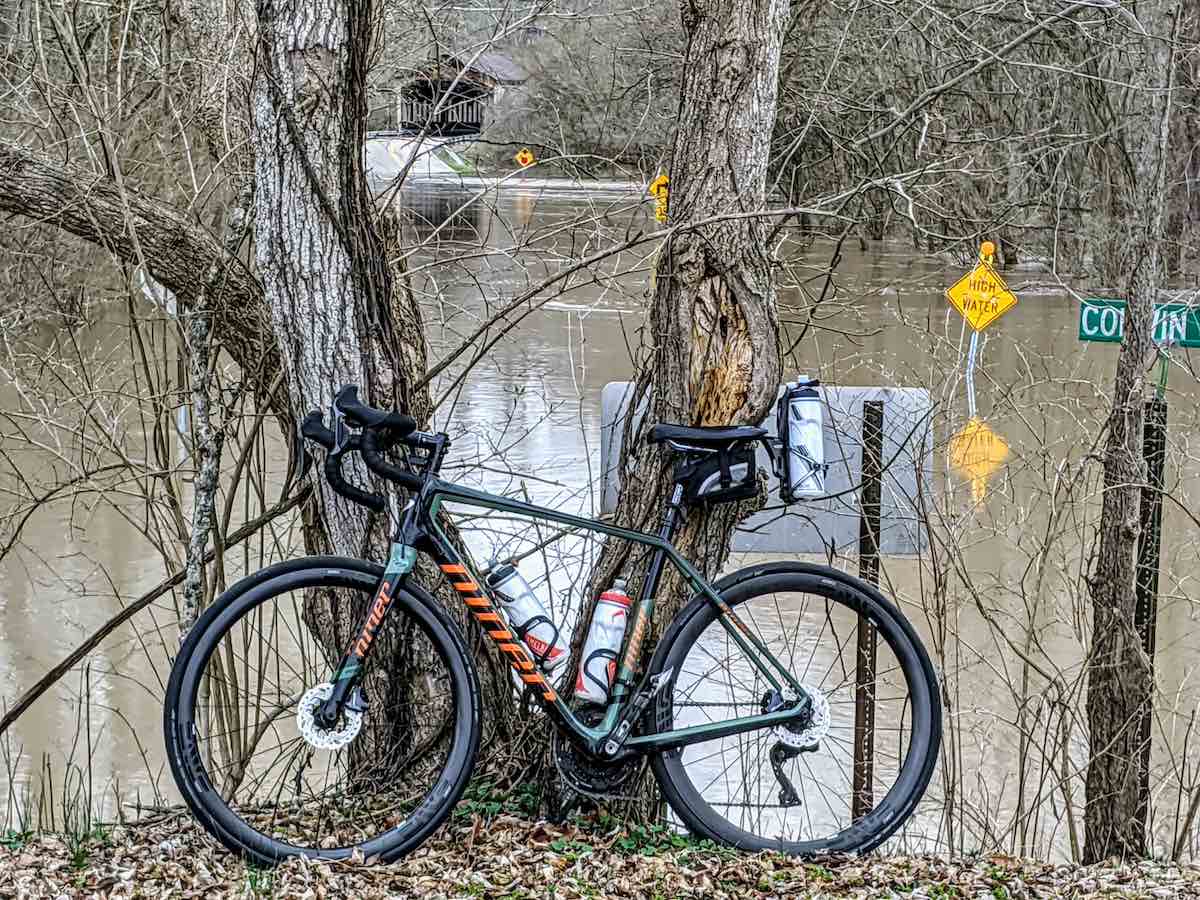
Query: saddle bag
675 442 758 505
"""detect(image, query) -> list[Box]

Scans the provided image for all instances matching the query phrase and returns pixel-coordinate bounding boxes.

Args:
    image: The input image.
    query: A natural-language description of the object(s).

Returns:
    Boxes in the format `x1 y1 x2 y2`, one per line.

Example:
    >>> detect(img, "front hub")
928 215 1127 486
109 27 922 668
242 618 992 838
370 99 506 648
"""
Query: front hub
297 683 365 751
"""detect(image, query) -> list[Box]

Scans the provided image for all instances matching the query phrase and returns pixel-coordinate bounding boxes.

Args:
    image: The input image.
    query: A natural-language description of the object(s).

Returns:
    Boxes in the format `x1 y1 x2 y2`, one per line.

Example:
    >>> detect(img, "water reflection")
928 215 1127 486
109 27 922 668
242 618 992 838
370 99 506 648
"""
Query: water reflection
397 187 483 244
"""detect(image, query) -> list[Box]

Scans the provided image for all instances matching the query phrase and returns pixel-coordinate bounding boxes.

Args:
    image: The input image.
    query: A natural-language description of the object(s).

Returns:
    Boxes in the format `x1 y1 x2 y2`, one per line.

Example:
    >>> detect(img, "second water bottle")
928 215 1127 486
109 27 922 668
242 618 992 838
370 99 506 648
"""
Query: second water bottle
574 580 632 704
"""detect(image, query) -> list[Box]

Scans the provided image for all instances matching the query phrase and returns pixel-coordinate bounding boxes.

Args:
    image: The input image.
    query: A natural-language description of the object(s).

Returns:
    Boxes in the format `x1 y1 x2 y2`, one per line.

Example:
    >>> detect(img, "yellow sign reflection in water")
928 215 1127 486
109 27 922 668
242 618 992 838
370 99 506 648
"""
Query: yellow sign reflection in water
949 417 1009 502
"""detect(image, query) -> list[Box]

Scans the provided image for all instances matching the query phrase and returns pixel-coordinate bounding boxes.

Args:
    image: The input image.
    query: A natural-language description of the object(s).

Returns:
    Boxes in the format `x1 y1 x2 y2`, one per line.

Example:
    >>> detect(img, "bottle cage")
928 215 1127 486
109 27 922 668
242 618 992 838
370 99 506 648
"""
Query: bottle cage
511 614 563 670
581 647 620 696
775 380 828 504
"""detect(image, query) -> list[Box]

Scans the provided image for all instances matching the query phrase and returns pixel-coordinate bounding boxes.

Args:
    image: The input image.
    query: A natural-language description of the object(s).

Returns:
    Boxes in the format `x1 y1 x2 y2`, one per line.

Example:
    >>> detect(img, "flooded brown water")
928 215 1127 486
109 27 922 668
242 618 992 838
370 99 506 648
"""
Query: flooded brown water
2 181 1199 858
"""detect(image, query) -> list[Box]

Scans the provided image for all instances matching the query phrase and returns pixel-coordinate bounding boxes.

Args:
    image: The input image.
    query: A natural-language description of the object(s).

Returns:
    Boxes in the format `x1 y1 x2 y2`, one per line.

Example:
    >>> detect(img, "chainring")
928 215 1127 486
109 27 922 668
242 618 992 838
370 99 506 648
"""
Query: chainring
553 705 642 799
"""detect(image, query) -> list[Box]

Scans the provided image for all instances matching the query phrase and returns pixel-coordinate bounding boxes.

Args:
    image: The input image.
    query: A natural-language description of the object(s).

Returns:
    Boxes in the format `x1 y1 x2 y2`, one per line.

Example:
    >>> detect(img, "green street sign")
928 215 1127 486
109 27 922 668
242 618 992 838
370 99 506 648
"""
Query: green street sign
1078 298 1200 347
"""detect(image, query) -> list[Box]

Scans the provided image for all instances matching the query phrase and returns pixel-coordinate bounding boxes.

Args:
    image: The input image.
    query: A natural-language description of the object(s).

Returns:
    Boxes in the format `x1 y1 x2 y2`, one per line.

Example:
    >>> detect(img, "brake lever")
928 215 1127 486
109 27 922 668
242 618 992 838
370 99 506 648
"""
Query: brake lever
287 410 335 496
331 411 353 457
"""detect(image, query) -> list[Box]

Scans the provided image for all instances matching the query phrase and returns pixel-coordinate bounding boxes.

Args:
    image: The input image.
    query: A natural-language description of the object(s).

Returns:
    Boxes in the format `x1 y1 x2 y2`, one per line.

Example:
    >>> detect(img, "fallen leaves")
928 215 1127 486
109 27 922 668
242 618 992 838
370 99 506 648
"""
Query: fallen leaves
0 813 1197 899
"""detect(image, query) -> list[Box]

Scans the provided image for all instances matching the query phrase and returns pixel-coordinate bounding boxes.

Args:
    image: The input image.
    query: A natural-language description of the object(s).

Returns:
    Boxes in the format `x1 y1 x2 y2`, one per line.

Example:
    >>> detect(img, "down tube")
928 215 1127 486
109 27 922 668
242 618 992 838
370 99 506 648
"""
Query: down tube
422 493 613 746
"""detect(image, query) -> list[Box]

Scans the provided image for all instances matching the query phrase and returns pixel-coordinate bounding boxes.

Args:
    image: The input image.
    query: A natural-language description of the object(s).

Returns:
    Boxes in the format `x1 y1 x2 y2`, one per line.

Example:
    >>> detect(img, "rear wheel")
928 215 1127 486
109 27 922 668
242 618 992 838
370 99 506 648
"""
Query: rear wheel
164 557 480 864
648 563 941 854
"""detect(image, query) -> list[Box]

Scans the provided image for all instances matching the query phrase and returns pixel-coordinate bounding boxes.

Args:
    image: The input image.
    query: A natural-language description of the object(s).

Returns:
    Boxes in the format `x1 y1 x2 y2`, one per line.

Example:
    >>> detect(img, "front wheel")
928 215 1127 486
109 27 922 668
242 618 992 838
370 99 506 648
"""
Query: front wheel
164 557 481 864
648 562 941 854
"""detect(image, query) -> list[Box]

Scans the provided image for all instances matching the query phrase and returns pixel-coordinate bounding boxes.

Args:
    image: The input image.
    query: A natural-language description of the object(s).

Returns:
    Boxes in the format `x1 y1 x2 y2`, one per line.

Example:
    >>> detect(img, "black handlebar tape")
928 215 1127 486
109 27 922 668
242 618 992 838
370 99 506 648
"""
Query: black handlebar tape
334 385 418 435
361 428 423 491
300 410 336 449
323 445 386 513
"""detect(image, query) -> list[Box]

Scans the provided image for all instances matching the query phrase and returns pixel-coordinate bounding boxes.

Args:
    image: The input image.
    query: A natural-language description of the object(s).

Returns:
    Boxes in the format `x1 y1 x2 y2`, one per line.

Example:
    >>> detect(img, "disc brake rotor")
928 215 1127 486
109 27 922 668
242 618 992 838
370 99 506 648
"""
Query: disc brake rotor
774 684 831 749
296 683 364 751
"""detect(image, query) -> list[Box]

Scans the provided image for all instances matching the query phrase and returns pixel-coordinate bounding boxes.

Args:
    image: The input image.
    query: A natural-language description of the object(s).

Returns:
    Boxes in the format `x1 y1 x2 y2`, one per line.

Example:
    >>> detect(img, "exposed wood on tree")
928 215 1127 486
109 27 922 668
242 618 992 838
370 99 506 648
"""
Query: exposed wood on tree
580 0 788 654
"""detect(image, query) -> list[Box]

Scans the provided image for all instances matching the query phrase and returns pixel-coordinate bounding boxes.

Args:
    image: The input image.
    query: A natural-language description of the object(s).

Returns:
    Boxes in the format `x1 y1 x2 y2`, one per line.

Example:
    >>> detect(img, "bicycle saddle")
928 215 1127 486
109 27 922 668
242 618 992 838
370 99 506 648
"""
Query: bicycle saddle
647 423 766 451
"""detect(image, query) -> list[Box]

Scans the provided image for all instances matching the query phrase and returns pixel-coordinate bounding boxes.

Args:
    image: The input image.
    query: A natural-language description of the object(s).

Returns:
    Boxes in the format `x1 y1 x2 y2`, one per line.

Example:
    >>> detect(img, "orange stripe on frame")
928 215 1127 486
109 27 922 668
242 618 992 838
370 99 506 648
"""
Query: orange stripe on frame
440 564 467 574
464 598 490 608
488 631 512 640
475 612 502 623
542 690 558 702
521 674 543 684
453 581 478 592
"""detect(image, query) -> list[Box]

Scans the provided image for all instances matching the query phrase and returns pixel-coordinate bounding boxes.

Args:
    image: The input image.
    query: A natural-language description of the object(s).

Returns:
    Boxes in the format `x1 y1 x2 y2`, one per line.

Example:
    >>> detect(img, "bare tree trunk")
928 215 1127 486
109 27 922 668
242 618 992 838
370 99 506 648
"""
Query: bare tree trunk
251 0 515 758
1166 6 1200 279
577 0 788 671
252 0 405 558
1084 1 1180 864
180 191 250 633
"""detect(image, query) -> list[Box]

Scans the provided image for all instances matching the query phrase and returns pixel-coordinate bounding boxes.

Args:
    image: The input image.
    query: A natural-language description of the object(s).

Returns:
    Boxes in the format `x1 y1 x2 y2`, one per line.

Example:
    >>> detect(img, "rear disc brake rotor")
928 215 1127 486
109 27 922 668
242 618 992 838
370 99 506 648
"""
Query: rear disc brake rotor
765 686 831 749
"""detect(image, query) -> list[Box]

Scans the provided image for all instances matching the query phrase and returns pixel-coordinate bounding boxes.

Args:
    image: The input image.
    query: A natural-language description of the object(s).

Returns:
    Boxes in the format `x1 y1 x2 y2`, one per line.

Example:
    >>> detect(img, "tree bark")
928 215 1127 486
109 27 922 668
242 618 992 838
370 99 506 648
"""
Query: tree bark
251 0 515 759
252 0 399 559
1084 1 1180 864
577 0 788 672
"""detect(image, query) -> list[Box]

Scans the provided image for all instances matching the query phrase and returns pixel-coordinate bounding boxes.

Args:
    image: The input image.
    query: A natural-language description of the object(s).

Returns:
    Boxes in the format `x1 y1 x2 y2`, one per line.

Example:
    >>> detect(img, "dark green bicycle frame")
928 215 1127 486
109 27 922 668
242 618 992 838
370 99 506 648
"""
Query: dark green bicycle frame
349 475 809 759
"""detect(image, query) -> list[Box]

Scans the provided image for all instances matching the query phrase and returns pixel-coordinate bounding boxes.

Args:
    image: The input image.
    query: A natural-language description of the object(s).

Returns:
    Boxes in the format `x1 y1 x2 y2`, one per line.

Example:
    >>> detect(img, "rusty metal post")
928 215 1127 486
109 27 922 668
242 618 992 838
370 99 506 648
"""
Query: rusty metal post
852 400 883 821
1134 397 1167 826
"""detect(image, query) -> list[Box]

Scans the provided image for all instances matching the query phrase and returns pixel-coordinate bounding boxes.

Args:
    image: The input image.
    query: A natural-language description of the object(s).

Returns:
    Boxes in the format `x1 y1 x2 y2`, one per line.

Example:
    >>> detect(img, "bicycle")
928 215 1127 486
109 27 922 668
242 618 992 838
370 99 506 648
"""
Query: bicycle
165 384 942 864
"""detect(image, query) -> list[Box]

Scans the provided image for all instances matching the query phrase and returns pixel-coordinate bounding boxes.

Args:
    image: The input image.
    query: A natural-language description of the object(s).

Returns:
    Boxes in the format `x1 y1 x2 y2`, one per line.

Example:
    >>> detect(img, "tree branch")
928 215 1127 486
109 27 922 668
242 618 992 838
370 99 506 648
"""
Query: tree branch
0 140 284 416
0 486 310 740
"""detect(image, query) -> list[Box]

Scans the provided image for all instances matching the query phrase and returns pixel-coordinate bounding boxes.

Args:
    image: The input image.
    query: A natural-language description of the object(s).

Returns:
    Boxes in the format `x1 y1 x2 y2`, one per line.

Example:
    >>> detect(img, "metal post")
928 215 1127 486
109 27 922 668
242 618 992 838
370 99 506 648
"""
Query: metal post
852 400 883 821
1135 397 1167 826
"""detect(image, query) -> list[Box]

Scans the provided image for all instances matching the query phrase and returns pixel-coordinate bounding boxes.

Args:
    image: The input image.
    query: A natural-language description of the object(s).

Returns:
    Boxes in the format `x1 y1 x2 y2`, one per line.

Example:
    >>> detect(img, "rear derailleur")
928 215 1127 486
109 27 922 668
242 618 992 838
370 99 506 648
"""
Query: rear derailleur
762 688 821 808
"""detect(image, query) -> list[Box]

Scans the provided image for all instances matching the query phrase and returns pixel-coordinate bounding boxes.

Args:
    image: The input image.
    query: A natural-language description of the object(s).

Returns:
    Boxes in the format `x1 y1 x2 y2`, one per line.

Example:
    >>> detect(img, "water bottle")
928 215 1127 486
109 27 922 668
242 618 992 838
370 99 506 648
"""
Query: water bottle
786 379 825 498
485 564 568 670
574 580 632 704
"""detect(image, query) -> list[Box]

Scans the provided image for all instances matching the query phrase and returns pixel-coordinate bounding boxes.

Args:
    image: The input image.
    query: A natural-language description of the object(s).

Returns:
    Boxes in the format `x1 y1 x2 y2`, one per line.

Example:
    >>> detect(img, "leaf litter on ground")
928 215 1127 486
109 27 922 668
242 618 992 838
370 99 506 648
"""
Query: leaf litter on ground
0 813 1197 898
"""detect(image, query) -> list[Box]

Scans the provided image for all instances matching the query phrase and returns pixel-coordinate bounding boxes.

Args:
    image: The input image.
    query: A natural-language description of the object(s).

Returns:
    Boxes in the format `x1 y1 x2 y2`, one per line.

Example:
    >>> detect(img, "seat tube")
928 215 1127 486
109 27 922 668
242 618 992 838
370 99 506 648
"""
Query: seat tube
609 483 683 702
642 482 684 602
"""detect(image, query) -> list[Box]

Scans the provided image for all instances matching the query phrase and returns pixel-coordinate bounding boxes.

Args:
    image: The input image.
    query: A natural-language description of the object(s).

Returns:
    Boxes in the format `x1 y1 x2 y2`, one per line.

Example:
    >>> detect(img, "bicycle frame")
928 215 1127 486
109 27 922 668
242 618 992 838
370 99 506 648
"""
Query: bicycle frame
325 472 809 759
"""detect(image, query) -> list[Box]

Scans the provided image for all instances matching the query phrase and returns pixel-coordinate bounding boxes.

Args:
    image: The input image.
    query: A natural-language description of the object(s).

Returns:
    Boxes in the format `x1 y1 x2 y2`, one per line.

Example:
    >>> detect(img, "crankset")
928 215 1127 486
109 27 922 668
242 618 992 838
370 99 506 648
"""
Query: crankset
553 705 643 801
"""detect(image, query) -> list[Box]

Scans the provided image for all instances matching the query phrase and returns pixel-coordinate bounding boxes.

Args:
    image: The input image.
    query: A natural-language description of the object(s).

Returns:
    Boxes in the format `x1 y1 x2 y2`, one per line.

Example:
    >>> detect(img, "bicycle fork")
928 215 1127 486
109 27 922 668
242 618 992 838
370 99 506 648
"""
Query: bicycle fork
314 543 417 729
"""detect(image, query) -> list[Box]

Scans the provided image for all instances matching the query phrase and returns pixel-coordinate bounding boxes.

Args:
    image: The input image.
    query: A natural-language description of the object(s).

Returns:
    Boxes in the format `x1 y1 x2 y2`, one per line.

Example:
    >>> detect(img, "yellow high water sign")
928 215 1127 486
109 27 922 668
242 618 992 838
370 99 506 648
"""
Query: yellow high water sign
945 259 1017 332
949 417 1009 503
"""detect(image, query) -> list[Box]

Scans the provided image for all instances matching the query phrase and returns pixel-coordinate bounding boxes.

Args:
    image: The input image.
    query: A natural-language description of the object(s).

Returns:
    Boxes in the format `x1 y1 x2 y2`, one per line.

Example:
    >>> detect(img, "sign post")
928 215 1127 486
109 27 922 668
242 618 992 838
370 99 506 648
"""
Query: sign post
945 242 1019 419
943 243 1017 503
852 401 883 821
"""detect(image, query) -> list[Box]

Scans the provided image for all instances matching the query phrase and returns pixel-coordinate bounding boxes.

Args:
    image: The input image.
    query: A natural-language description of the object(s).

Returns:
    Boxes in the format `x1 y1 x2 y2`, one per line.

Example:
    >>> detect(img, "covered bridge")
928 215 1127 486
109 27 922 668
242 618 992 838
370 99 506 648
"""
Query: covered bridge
369 52 528 137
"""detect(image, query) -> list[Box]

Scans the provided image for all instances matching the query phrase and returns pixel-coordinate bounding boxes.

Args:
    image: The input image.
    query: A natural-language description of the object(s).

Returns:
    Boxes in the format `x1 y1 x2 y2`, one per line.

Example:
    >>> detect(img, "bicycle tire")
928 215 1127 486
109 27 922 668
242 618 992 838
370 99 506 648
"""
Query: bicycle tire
647 561 941 854
164 556 480 864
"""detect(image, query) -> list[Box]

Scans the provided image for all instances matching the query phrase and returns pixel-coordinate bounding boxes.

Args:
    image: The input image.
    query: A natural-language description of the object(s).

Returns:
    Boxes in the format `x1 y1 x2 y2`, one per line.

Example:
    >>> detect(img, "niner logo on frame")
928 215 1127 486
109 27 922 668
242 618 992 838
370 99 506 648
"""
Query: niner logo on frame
354 582 393 657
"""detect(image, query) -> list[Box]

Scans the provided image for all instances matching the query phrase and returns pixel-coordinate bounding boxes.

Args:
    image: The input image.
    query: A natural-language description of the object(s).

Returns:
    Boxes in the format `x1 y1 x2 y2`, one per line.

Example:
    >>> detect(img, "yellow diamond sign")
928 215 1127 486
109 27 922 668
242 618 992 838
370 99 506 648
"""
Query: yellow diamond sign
949 417 1009 503
945 261 1017 331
